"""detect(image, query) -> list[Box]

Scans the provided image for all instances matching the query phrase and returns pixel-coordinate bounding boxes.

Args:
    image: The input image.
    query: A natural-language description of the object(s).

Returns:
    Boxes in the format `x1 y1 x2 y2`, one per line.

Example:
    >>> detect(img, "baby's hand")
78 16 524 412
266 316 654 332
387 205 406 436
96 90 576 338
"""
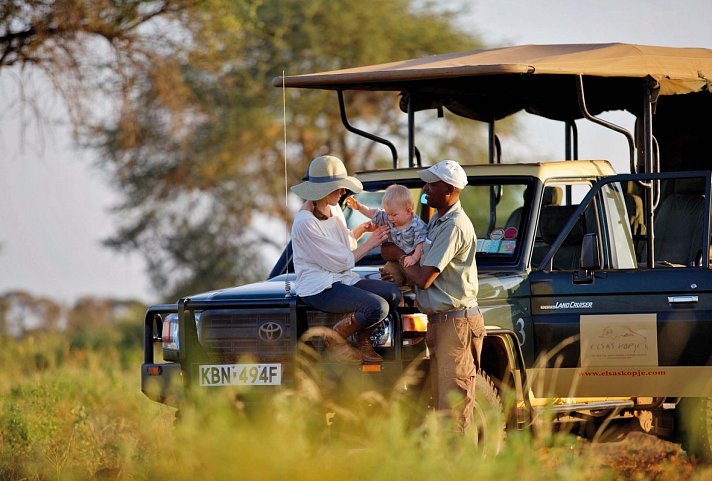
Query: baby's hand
345 196 358 209
402 255 416 267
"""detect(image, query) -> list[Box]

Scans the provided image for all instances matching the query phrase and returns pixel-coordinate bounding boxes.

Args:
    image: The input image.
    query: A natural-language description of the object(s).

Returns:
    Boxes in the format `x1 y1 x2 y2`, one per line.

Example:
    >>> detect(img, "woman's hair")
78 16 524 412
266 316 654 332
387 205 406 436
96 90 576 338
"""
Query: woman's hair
382 184 413 210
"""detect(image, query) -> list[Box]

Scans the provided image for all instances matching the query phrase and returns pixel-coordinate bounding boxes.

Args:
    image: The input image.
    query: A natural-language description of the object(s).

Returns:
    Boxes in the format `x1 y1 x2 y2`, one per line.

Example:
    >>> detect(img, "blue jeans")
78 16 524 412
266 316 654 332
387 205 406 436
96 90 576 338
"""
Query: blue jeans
301 279 401 329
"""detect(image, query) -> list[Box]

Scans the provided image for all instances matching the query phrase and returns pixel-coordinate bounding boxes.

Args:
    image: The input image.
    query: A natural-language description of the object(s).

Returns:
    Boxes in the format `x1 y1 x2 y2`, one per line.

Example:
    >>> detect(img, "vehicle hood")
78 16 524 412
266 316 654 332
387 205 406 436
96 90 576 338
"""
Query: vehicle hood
186 277 298 303
184 268 382 303
184 267 527 305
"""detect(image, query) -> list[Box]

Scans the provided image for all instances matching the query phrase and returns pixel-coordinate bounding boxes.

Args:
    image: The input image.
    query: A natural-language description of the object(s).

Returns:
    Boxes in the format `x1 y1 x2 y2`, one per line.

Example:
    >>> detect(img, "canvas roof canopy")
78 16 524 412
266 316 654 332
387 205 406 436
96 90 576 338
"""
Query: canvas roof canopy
275 43 712 123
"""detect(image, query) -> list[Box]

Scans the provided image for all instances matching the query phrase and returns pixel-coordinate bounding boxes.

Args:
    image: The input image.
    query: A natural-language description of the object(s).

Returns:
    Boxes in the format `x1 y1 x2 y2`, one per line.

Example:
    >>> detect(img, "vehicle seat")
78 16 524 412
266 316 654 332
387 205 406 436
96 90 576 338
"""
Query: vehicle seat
506 186 562 230
652 178 705 266
536 204 585 270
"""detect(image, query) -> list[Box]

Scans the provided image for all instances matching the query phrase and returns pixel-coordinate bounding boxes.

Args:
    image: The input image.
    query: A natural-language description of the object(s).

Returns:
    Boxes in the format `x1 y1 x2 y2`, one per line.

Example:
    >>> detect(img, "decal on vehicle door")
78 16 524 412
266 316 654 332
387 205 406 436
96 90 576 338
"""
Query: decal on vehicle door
580 313 658 367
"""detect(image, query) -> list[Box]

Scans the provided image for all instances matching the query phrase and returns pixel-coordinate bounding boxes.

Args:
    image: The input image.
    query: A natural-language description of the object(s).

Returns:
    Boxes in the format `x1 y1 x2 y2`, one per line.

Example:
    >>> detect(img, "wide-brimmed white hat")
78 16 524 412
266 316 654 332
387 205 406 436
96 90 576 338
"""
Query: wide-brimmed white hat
418 159 468 190
291 155 363 201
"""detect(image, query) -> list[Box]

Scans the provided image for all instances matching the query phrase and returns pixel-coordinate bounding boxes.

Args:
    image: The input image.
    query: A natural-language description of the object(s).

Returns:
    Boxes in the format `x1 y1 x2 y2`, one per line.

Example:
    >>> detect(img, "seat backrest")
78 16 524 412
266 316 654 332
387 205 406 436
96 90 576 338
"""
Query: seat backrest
506 186 563 230
653 178 706 266
536 204 584 270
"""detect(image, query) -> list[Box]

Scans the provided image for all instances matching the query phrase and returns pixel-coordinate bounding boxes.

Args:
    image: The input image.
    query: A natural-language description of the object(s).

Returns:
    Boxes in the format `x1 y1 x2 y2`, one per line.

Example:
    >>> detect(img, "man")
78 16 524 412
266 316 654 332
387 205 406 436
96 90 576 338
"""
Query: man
382 159 484 432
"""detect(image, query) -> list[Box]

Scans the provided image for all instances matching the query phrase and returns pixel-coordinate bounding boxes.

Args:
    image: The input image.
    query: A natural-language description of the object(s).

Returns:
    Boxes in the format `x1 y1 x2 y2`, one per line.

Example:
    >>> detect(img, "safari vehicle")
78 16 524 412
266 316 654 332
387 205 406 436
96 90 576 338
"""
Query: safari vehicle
142 43 712 455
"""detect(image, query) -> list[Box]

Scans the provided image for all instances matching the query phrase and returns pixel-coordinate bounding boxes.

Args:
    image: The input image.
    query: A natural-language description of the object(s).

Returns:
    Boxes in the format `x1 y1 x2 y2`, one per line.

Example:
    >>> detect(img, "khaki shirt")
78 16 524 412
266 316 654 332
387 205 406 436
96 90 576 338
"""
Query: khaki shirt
415 201 478 313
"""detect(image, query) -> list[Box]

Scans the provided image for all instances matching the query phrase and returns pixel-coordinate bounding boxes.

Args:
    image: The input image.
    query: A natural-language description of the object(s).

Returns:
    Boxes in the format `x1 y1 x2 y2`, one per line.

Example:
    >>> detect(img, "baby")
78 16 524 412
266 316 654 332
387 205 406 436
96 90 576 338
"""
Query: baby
346 184 428 286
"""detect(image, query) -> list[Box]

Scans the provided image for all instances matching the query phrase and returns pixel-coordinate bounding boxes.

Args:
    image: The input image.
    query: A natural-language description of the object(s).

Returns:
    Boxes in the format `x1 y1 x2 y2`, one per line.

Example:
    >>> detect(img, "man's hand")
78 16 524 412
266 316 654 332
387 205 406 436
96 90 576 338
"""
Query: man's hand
379 267 396 283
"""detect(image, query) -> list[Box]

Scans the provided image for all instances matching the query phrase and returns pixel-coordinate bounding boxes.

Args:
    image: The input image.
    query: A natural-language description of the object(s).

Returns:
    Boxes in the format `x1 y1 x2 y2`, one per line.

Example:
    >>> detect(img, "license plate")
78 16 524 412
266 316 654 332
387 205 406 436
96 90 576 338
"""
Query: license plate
199 363 282 386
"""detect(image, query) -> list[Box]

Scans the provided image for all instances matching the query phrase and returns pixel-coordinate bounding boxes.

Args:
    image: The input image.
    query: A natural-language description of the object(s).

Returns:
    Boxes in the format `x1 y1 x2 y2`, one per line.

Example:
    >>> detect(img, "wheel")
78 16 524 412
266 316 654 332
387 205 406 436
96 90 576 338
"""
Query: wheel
468 369 506 456
676 397 712 460
391 360 506 455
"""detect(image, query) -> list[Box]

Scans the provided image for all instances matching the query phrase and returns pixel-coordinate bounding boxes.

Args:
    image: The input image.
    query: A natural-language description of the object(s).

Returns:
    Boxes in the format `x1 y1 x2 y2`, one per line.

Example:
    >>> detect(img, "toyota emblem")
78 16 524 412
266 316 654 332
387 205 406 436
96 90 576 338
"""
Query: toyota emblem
258 322 283 342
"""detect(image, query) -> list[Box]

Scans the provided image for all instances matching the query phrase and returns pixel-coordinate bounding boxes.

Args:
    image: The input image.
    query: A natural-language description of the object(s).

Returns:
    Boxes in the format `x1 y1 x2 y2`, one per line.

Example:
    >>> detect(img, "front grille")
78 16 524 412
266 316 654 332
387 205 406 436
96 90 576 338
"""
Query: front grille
194 308 350 385
197 309 293 364
306 310 343 329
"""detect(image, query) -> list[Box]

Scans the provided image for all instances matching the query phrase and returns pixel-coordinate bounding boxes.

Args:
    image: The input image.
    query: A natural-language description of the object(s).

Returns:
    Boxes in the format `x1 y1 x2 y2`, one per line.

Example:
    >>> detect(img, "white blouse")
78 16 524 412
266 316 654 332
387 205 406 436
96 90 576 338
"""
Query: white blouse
291 205 361 297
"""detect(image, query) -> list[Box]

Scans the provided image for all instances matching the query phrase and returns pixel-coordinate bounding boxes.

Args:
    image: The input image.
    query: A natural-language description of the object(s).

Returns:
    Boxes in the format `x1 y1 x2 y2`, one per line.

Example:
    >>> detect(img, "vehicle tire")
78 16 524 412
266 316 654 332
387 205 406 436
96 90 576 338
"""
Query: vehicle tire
392 361 506 455
677 397 712 461
469 369 506 456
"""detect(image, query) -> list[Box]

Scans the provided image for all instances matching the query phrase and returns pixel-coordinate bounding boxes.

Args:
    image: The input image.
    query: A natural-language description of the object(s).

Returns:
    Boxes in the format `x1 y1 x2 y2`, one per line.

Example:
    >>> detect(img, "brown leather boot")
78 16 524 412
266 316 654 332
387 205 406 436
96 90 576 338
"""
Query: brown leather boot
332 313 361 342
355 326 383 363
326 313 361 365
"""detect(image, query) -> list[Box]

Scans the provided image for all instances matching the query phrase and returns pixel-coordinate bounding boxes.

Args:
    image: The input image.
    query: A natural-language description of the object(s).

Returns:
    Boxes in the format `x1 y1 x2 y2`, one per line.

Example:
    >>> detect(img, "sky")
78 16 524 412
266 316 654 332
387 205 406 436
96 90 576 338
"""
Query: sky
0 0 710 305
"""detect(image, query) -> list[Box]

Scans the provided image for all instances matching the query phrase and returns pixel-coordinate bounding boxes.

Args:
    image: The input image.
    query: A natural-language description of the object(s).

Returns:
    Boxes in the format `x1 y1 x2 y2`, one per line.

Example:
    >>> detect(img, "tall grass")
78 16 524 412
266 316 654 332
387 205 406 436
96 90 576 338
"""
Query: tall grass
0 321 706 481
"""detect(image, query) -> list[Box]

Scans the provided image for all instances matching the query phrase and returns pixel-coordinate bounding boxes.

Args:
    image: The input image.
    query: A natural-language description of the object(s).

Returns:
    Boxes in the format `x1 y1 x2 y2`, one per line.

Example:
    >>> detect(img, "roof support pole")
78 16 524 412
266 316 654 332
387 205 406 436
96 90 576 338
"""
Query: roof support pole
565 120 578 205
337 90 398 168
642 79 659 175
408 94 415 168
576 75 637 174
488 120 496 165
564 120 578 161
642 79 659 267
487 120 502 165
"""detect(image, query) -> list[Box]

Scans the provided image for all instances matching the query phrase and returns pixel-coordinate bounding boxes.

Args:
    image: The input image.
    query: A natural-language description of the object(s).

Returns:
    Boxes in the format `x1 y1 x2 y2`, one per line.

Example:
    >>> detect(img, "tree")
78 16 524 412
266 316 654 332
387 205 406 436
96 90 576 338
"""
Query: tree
97 0 487 300
3 1 490 301
0 291 62 337
66 296 144 331
0 0 191 137
1 0 200 301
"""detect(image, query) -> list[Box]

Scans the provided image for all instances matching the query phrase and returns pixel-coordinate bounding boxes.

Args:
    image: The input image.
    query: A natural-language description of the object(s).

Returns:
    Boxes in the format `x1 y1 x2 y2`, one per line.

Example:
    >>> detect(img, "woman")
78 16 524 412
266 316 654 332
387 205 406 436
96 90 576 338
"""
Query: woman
291 155 402 364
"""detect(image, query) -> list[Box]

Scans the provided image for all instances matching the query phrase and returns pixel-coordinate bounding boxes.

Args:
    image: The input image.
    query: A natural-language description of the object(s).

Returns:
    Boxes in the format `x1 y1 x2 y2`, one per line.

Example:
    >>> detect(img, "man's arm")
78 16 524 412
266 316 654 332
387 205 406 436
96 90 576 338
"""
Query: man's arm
380 242 403 261
400 261 440 289
381 243 440 289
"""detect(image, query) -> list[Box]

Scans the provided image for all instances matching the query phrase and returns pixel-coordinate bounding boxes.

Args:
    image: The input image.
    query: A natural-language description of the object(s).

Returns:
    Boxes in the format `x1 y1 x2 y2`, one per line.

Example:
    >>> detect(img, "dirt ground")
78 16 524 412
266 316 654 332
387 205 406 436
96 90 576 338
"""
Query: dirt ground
583 428 712 480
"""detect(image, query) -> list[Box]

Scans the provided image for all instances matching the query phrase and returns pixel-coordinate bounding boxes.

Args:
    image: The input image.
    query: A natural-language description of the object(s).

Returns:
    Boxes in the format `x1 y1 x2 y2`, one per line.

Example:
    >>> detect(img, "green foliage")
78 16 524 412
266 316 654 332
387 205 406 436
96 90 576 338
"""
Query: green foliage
0 328 707 480
1 0 496 301
97 0 485 300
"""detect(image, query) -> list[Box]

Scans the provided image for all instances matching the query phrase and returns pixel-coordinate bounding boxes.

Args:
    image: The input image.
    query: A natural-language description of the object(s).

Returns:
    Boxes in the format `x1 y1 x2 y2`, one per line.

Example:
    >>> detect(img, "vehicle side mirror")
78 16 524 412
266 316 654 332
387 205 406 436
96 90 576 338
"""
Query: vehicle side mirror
574 233 601 284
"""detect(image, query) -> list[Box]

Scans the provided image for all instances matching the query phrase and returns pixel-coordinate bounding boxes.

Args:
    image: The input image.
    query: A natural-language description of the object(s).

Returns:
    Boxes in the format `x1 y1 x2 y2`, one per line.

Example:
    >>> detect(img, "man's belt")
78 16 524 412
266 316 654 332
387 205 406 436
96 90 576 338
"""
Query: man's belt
426 306 480 322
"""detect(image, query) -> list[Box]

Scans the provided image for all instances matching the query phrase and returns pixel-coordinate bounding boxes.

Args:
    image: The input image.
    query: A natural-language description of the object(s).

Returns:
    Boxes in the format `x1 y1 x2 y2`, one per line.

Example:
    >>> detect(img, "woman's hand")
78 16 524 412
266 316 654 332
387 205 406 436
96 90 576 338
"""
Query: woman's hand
360 221 377 232
352 221 376 240
362 225 390 250
352 225 389 262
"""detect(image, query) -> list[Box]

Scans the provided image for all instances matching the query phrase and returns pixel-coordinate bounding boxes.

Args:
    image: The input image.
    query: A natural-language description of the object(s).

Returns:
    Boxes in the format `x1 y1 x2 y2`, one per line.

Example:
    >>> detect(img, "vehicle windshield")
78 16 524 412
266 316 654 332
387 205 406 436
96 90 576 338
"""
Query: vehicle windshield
344 179 534 267
461 181 532 264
